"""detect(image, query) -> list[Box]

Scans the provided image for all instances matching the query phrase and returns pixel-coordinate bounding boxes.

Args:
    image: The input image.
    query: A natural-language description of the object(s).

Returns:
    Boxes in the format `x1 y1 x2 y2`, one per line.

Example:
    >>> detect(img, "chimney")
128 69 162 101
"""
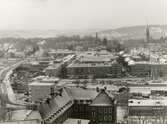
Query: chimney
77 120 81 124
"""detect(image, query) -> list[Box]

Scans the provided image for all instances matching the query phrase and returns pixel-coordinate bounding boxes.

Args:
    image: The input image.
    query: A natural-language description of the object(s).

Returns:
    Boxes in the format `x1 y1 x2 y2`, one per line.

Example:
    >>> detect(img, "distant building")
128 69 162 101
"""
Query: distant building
66 60 122 78
129 99 167 117
0 119 41 124
150 54 160 63
63 118 90 124
45 64 62 77
145 24 151 43
78 57 111 64
15 52 25 58
49 49 75 58
28 82 55 103
34 51 43 57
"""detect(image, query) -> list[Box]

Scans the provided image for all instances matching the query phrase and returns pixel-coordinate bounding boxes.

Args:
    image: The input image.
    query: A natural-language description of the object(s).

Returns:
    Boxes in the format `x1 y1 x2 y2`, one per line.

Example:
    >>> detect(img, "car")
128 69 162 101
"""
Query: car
144 83 149 85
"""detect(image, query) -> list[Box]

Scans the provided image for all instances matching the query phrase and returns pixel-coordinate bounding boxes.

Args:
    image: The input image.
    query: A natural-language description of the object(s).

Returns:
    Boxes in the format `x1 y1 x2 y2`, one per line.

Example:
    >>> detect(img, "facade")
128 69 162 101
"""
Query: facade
28 82 55 102
37 88 117 124
89 89 117 124
67 60 122 78
127 61 167 78
30 61 50 72
15 52 25 58
49 49 75 58
0 120 41 124
128 61 150 77
129 99 167 117
34 51 44 57
45 64 62 77
79 57 111 64
150 54 160 63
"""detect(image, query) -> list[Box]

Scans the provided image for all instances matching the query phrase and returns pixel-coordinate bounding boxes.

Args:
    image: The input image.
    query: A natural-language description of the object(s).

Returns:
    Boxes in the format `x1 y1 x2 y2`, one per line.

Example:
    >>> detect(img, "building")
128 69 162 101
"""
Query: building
15 52 25 58
63 118 90 124
66 60 122 78
128 99 167 117
89 89 117 124
150 54 160 63
145 24 151 43
37 88 117 124
131 55 142 61
0 119 41 124
28 82 55 103
30 61 50 72
45 64 62 77
34 51 44 57
127 60 167 78
78 57 111 64
49 49 75 58
128 61 150 77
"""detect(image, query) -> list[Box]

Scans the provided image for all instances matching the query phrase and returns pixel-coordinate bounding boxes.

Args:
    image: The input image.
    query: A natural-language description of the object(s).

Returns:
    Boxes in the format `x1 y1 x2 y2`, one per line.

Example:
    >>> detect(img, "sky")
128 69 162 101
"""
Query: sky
0 0 167 30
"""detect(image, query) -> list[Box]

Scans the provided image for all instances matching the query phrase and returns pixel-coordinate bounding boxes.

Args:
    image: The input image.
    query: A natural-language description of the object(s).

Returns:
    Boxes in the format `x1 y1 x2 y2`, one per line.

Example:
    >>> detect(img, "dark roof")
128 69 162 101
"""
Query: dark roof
38 89 71 119
90 89 115 106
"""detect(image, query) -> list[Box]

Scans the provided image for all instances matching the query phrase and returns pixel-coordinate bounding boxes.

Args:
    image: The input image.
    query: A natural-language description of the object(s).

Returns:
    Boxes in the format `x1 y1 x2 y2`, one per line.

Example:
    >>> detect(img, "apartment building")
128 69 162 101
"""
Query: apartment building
66 60 122 78
45 64 62 77
129 99 167 117
28 82 55 103
127 61 167 78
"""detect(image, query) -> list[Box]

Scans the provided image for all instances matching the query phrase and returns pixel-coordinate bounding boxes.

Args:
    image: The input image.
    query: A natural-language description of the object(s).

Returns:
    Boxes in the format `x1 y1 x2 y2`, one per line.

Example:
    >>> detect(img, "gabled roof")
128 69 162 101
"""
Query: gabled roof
90 89 115 106
38 89 71 119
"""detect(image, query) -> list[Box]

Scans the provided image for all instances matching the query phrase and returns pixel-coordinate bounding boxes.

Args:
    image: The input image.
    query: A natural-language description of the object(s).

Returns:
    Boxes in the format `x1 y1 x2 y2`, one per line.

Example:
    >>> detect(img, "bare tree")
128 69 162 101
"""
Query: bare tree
151 102 167 124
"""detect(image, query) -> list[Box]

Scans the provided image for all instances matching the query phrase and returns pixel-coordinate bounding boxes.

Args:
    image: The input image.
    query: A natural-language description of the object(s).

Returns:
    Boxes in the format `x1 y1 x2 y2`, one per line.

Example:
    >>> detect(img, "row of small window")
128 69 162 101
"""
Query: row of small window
74 106 88 111
92 113 112 121
73 113 89 118
92 107 112 113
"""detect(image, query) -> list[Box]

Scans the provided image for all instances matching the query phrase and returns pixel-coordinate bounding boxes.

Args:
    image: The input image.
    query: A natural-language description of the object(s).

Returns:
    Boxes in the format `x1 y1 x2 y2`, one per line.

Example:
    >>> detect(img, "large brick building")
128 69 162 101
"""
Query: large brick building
37 88 117 124
66 60 122 78
127 60 167 78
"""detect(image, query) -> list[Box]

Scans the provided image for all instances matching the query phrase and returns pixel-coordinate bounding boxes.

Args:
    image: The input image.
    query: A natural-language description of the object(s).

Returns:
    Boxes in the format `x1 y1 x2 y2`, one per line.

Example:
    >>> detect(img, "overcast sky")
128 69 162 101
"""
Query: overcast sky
0 0 167 30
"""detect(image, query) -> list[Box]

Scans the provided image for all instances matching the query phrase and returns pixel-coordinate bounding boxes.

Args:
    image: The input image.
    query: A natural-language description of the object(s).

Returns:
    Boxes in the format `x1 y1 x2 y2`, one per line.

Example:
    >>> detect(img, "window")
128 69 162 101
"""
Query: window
99 115 103 121
74 106 78 111
104 116 107 121
92 107 95 110
80 106 83 111
92 112 95 117
104 108 107 113
74 113 78 118
86 106 89 111
109 108 112 113
99 108 103 113
108 116 112 121
80 114 83 118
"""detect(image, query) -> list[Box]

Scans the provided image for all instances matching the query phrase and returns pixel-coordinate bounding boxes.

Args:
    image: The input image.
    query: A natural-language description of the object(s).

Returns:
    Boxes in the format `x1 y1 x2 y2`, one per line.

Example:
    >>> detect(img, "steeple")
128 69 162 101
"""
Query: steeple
145 23 150 42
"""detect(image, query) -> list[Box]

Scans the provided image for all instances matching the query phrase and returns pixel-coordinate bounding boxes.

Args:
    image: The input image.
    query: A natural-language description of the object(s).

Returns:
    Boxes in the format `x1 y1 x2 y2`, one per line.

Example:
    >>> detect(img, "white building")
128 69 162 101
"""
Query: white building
28 82 55 103
15 52 25 58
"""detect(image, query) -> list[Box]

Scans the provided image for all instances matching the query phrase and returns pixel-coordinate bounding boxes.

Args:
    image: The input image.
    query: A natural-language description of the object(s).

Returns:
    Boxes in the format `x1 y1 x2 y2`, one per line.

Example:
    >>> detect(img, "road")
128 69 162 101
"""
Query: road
0 59 29 107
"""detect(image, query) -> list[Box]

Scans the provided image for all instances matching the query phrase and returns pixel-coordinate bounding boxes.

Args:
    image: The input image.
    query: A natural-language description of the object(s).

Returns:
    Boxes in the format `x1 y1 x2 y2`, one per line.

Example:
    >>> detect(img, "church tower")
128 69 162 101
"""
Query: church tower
145 23 150 42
